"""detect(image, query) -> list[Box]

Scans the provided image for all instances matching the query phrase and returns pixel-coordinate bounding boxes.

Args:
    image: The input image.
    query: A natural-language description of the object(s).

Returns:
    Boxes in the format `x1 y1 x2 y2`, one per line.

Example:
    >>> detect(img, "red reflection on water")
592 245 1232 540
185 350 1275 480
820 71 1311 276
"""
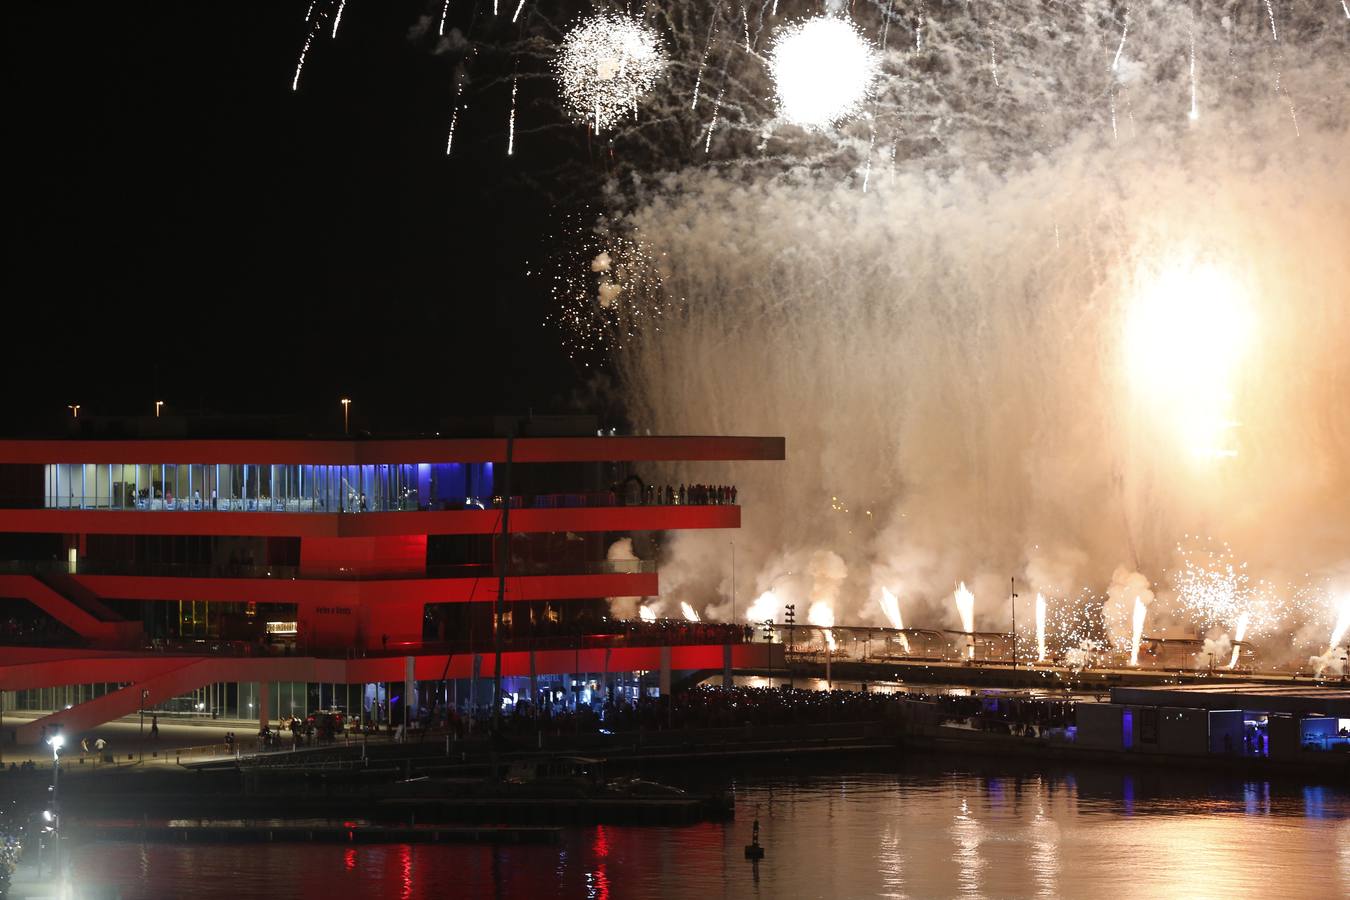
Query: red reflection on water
344 848 357 871
589 825 610 900
399 844 412 900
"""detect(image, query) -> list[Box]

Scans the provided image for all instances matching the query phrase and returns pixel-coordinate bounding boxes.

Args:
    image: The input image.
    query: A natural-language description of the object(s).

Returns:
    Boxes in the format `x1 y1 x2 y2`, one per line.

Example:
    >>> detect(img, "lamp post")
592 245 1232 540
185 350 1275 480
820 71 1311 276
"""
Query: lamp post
139 688 149 762
341 398 351 434
155 400 164 417
1010 577 1018 670
67 405 80 418
47 733 64 880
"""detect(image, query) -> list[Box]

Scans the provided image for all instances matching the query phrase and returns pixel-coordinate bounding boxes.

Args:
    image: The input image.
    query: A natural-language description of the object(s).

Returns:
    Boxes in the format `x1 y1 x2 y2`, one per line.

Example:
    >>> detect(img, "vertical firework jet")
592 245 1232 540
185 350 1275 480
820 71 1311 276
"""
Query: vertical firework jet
1129 598 1148 667
1035 593 1047 662
953 583 975 659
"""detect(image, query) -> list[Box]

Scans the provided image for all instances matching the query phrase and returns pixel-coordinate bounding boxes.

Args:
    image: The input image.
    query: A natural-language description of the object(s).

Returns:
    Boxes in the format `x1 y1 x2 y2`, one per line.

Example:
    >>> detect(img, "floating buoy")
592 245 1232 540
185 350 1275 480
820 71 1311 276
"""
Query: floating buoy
744 817 765 859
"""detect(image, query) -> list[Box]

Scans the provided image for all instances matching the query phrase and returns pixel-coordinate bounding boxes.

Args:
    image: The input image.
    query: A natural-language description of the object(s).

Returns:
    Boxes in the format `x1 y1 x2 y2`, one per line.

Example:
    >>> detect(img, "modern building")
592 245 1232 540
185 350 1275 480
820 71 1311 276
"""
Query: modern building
0 415 784 741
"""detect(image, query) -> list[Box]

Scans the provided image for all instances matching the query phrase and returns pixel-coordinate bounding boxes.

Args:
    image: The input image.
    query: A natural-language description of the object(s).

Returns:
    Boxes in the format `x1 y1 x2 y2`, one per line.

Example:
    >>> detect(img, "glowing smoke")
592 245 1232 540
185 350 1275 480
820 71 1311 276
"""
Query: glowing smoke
745 589 780 624
1310 595 1350 675
594 2 1349 657
604 538 644 620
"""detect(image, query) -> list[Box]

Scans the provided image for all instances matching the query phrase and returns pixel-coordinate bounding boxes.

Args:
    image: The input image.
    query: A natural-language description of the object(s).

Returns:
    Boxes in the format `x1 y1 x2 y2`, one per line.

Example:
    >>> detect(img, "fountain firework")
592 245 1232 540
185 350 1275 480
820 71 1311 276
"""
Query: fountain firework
1227 611 1250 669
1129 598 1148 667
879 587 910 652
1035 593 1047 663
953 583 975 659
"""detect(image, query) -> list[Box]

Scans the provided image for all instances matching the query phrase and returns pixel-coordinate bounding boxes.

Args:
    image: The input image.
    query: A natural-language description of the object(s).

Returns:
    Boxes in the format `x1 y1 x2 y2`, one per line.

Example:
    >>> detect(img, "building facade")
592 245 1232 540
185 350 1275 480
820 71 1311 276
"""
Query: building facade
0 418 783 740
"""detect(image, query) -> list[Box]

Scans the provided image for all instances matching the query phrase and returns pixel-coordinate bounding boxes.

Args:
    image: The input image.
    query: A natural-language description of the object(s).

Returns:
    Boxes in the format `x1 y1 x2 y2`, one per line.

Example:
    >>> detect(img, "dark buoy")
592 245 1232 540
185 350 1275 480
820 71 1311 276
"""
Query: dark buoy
744 817 765 860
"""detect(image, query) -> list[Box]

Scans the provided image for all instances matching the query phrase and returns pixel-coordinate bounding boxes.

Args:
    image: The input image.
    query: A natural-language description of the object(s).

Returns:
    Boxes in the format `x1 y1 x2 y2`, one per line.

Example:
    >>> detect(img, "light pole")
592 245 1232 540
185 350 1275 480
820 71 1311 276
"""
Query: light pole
341 398 351 434
67 404 80 418
47 733 64 881
139 688 149 762
155 400 164 417
1010 577 1018 670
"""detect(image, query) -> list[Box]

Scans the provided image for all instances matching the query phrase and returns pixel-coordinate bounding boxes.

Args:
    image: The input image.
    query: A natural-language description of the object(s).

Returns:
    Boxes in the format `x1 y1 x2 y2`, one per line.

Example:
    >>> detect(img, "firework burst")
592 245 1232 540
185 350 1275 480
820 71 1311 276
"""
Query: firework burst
554 13 668 133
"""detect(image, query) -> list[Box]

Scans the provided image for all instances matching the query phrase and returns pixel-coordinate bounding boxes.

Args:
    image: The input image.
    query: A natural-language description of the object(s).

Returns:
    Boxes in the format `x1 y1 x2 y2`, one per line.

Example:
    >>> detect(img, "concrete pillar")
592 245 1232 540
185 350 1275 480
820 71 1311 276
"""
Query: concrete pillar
659 646 672 696
529 651 538 710
722 644 733 688
258 681 270 733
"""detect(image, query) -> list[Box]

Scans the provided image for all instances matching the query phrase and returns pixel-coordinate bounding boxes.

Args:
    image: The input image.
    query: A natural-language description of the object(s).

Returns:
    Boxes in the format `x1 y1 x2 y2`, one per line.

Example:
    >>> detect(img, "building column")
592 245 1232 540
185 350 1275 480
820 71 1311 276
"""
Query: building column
258 681 270 734
528 651 538 711
722 644 733 689
659 646 672 697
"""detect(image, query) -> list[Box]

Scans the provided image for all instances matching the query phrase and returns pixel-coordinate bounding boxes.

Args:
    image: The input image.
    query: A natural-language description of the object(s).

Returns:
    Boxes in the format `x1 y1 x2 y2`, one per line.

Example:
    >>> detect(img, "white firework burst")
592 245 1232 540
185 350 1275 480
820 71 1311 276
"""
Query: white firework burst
553 13 668 132
768 16 879 130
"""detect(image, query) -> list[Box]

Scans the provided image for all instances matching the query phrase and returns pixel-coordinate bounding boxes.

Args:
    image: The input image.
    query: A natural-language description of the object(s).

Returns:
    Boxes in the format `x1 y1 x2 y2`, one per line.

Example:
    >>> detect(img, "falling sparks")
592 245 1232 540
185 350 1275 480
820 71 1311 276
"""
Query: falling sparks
704 86 724 153
768 16 879 129
680 601 700 622
1188 30 1198 122
292 14 322 92
554 13 668 132
741 5 751 52
512 0 526 24
506 75 518 156
445 104 460 155
1111 10 1128 73
331 0 347 38
1035 593 1047 662
439 0 450 35
1264 0 1278 41
547 226 671 358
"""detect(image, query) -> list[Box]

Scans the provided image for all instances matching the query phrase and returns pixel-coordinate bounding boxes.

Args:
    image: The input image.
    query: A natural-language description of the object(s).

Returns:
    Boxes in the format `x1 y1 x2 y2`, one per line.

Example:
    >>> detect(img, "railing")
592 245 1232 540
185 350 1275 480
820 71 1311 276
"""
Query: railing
24 489 740 514
0 557 656 581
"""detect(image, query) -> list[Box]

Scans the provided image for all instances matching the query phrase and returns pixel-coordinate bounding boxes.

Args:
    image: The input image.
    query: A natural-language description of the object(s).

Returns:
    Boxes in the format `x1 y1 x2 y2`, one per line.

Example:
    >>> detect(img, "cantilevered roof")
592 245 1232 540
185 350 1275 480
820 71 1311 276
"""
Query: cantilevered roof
1110 682 1350 717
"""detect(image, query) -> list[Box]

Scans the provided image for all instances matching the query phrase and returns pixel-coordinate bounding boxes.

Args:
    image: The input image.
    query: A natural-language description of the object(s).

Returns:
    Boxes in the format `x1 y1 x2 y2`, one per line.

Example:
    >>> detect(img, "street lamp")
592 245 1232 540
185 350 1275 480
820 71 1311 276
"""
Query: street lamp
341 398 351 434
67 405 80 418
155 400 164 417
46 733 63 879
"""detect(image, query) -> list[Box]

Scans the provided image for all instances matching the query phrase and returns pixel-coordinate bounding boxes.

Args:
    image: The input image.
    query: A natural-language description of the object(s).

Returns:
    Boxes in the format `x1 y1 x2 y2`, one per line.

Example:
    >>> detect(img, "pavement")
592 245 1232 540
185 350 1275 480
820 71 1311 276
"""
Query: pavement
1 713 258 768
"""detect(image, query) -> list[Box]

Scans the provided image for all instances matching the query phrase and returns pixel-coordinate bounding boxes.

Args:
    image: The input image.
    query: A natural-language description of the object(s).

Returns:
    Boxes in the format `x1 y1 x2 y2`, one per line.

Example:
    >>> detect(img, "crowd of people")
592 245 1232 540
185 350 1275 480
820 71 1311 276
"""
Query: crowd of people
637 483 737 506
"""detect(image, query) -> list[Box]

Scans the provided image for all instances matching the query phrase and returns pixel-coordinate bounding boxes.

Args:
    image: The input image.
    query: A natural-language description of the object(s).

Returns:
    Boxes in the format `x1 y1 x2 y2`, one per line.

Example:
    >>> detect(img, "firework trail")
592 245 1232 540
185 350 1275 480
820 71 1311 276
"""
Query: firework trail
1227 611 1249 668
292 12 323 91
445 104 460 155
507 75 518 156
331 0 347 38
439 0 450 35
512 0 526 23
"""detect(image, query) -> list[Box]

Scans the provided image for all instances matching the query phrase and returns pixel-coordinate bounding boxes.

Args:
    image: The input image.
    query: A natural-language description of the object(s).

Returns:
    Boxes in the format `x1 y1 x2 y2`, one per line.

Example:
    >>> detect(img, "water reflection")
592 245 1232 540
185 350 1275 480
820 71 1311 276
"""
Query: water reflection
68 758 1349 900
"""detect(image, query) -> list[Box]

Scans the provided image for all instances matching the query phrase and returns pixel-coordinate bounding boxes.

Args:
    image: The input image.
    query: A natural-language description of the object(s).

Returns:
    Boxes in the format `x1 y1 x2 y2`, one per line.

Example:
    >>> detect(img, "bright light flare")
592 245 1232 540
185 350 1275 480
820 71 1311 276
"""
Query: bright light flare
745 589 780 623
680 601 700 622
554 14 668 132
638 605 657 622
953 582 975 659
808 600 836 651
1124 260 1255 460
1035 593 1047 662
768 16 879 130
1227 611 1250 668
1129 597 1148 666
879 587 910 651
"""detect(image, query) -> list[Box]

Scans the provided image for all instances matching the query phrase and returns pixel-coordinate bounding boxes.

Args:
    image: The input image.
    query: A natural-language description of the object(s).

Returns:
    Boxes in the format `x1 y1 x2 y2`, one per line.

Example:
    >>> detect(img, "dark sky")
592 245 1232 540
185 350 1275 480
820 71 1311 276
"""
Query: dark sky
5 1 593 432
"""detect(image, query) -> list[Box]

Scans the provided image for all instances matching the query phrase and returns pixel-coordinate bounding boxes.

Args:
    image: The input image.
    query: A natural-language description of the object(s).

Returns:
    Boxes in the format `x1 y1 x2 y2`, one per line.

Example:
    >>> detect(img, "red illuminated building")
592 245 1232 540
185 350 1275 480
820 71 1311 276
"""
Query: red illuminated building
0 415 783 741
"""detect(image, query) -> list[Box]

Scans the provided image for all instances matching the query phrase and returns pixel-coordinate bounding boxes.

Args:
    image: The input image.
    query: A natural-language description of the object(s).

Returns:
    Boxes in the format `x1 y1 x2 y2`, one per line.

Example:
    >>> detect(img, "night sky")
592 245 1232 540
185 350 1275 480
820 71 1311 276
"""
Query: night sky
6 1 596 433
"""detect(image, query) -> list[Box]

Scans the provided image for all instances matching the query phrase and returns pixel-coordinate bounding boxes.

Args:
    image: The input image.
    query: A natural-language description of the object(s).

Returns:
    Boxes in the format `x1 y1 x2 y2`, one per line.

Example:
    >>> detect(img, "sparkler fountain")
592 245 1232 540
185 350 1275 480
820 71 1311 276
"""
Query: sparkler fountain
953 583 975 660
1035 594 1047 663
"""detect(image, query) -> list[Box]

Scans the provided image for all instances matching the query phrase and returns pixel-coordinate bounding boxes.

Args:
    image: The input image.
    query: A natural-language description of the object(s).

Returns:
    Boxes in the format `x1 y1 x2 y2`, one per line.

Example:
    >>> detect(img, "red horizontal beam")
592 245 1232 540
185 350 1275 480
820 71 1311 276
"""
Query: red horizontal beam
0 436 784 465
74 572 659 605
0 505 739 537
0 643 778 691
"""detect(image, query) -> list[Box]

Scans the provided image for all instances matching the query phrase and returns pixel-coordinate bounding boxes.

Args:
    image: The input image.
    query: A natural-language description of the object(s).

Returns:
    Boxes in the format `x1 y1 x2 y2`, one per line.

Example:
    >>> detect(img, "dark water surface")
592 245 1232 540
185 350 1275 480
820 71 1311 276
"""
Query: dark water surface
69 758 1350 899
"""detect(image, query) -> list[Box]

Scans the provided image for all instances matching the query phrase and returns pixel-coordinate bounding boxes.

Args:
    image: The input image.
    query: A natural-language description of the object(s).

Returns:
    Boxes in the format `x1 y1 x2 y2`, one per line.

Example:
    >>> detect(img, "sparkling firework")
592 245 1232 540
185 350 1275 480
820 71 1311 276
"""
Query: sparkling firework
331 0 346 38
880 587 910 652
638 604 657 622
1129 597 1147 666
506 75 518 156
680 600 700 622
546 225 670 359
768 16 879 130
1227 611 1249 668
554 13 668 132
953 582 975 659
1035 593 1047 662
808 600 836 651
439 0 450 35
